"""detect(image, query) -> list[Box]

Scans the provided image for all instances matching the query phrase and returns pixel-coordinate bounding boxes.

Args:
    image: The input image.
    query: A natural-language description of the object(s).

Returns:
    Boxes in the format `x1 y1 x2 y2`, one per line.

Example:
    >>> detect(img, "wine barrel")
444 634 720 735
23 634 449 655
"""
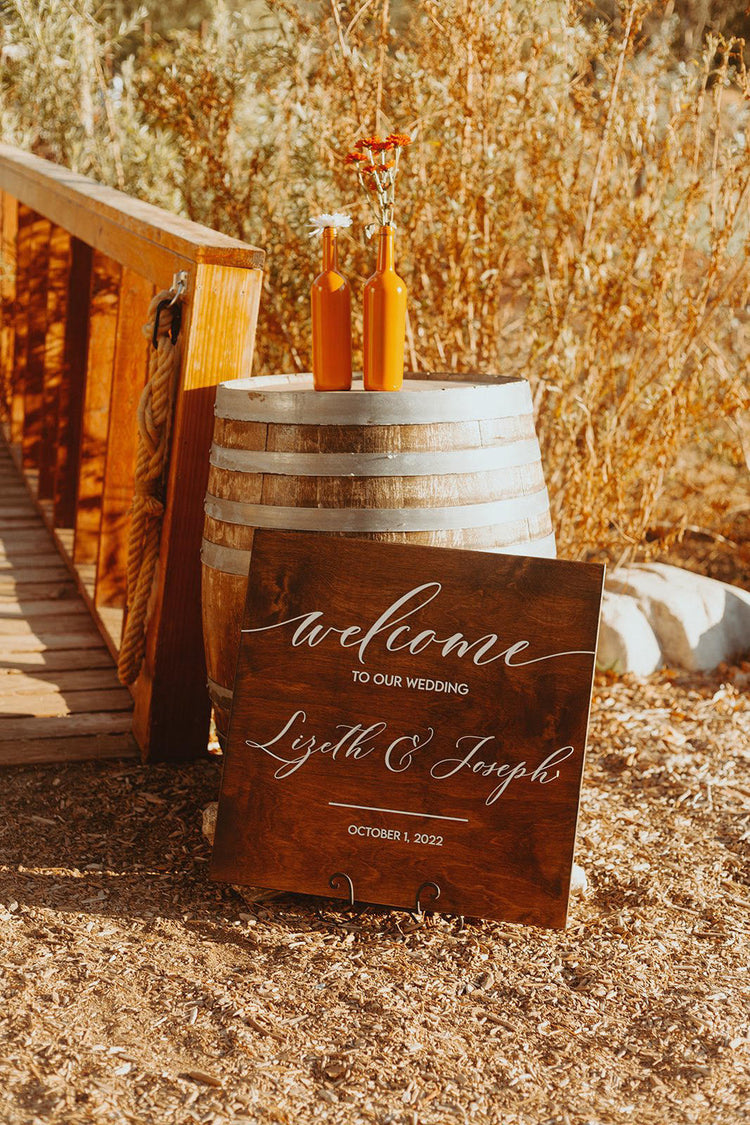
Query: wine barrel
202 374 555 742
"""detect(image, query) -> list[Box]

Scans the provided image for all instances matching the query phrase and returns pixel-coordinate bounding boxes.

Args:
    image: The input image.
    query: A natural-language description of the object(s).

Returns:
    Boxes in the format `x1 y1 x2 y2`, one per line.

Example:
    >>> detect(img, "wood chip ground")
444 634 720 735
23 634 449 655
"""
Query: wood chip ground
1 444 748 1123
0 660 748 1124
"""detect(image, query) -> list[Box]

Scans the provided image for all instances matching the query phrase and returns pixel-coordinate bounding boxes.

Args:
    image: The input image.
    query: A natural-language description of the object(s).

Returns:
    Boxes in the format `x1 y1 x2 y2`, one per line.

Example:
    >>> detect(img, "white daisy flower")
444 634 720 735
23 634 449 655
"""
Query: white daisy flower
309 212 353 236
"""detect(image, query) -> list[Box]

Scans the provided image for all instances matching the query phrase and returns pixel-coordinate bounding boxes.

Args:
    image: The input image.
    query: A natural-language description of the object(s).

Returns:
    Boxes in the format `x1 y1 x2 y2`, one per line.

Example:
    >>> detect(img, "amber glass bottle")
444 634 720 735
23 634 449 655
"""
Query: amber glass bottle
311 227 352 391
363 225 407 391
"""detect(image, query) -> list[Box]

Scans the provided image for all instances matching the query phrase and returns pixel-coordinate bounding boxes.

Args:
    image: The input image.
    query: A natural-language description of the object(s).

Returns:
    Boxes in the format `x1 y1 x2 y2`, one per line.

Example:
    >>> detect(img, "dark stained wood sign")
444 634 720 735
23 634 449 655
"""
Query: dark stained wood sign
210 531 605 929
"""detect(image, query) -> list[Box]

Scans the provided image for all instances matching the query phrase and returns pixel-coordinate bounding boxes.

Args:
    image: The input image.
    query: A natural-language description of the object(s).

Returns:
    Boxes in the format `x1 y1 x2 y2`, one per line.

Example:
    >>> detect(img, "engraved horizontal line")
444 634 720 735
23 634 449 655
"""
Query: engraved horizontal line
329 801 469 823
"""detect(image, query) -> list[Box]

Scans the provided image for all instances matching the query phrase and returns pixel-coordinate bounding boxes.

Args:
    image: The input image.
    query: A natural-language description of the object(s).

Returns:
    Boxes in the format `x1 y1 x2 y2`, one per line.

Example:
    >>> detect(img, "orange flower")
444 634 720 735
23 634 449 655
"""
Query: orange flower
386 133 412 147
347 127 411 226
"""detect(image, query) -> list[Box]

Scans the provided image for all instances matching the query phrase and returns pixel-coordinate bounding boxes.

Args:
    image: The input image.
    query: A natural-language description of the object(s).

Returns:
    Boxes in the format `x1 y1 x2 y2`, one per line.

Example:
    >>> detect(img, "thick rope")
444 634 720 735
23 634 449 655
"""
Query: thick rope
117 290 182 685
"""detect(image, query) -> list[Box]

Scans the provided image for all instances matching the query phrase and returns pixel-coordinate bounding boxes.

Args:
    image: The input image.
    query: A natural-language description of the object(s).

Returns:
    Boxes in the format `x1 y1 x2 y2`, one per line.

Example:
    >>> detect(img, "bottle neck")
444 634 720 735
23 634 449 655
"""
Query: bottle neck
376 225 395 271
322 227 339 271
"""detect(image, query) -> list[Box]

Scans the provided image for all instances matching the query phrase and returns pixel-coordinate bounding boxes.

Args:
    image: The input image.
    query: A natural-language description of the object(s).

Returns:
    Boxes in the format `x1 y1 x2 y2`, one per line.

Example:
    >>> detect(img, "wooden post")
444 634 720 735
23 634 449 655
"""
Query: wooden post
10 204 33 446
73 250 121 565
54 237 93 528
22 212 52 474
132 263 263 761
38 226 72 500
96 268 153 608
0 193 18 422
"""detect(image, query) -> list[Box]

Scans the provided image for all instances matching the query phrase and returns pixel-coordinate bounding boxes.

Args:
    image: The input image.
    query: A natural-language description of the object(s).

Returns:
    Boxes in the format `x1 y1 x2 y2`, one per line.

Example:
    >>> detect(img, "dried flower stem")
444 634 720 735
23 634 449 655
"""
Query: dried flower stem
346 133 412 229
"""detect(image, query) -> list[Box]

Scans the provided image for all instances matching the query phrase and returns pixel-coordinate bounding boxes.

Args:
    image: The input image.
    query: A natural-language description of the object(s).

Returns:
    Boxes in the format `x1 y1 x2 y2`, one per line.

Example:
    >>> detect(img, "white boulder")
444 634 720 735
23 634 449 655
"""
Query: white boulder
598 590 663 675
598 562 750 674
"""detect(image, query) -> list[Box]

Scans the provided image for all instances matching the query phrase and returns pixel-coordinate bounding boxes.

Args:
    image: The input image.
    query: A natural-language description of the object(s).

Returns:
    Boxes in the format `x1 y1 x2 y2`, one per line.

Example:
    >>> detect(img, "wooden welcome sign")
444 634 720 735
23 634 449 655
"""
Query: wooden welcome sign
210 531 604 928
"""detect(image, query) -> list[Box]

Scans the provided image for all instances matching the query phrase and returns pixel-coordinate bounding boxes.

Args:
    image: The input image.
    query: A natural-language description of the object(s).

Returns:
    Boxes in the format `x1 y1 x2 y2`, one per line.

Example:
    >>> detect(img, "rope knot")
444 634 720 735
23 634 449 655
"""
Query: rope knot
133 491 164 518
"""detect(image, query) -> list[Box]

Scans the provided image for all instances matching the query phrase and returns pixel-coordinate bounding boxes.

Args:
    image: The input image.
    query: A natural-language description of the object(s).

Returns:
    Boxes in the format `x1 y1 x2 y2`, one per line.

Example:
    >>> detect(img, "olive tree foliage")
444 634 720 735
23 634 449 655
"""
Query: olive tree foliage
0 0 177 201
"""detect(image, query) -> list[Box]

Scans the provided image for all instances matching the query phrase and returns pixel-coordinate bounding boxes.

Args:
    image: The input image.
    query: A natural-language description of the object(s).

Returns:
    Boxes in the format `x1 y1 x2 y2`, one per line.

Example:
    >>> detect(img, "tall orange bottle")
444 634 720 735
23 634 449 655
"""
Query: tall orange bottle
311 227 352 391
363 225 407 391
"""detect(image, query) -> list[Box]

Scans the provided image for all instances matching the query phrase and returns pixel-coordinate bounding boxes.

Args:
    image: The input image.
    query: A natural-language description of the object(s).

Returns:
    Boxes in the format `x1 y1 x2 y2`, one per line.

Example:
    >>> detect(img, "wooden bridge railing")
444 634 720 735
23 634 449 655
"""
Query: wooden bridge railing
0 144 265 761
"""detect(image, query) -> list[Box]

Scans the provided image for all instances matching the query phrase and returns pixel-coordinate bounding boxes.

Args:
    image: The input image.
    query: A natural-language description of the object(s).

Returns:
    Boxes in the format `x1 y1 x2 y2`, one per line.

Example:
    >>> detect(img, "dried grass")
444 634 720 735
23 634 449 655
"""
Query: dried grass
0 659 748 1124
1 0 748 561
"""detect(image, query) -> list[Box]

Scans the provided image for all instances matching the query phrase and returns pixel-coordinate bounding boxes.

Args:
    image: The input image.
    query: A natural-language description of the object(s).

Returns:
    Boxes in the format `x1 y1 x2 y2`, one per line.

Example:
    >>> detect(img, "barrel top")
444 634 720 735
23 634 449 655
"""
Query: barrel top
215 374 533 425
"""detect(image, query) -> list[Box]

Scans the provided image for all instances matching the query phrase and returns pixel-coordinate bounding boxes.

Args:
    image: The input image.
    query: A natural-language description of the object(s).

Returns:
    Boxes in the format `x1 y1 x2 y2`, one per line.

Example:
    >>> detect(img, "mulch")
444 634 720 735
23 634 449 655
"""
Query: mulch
1 439 748 1123
0 658 748 1125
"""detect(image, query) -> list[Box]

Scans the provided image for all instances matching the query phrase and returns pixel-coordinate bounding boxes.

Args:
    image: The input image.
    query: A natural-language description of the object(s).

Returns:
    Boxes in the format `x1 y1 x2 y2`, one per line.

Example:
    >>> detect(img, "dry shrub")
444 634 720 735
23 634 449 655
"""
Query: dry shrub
1 2 135 185
1 0 748 559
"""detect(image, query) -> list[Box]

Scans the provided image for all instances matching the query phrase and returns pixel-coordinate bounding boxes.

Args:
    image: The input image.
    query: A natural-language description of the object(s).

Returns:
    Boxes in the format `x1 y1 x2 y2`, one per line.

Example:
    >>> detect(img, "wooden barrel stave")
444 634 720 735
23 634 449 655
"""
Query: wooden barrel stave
207 465 547 508
202 375 555 743
212 414 538 453
202 562 252 729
